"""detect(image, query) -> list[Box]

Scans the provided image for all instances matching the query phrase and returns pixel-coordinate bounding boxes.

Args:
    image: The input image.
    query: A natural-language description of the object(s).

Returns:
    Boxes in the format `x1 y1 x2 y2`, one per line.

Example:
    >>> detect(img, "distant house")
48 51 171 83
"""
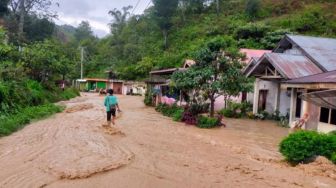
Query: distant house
214 49 271 110
75 78 124 95
145 60 194 106
245 34 336 132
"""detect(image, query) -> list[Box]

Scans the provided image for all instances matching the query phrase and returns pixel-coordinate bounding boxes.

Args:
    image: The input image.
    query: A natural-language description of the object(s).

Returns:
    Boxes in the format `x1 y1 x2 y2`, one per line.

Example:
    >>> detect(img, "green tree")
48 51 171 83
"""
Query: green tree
153 0 179 49
172 37 253 117
245 0 260 19
8 0 55 43
74 21 94 42
21 40 74 83
108 6 132 35
0 0 10 17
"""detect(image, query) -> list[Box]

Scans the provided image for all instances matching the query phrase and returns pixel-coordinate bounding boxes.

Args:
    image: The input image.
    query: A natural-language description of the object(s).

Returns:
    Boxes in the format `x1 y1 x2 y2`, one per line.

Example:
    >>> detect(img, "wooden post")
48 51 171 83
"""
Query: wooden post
274 82 281 112
289 88 297 124
253 78 260 114
302 92 319 130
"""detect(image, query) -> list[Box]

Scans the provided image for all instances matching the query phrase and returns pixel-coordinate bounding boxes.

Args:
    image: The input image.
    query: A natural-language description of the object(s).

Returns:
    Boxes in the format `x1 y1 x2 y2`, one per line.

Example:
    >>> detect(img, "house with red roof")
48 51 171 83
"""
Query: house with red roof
245 34 336 133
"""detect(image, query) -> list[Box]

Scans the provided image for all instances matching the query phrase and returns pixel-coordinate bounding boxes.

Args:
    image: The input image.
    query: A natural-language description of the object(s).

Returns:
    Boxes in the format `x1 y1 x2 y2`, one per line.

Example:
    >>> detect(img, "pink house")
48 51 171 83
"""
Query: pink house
214 49 271 110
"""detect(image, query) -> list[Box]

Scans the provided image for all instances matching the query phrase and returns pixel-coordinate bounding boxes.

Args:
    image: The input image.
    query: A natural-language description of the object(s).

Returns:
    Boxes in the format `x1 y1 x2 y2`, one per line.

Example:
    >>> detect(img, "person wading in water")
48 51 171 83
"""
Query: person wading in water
104 89 121 127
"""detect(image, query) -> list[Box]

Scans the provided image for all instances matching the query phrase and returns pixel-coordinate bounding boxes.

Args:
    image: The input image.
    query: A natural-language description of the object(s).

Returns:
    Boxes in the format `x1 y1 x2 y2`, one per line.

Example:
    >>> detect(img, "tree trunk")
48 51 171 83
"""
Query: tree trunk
162 30 168 49
18 0 25 42
216 0 219 17
210 97 215 117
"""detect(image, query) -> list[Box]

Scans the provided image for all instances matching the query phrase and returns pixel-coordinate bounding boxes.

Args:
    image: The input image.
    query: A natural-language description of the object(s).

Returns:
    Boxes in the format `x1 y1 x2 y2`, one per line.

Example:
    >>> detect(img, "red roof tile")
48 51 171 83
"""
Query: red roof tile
240 48 271 64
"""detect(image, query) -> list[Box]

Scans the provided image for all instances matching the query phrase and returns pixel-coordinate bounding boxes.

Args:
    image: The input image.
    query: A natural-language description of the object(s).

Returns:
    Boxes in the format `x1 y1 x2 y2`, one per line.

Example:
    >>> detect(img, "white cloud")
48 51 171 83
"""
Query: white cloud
51 0 152 38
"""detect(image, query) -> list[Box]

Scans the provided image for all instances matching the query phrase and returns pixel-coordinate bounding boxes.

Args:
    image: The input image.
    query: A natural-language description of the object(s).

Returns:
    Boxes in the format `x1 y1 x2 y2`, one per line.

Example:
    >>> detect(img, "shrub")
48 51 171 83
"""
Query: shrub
197 115 221 129
155 103 184 118
144 91 153 106
219 109 235 118
279 131 320 164
181 111 197 125
279 131 336 164
315 134 336 159
188 103 209 115
246 111 254 119
331 153 336 164
172 109 184 122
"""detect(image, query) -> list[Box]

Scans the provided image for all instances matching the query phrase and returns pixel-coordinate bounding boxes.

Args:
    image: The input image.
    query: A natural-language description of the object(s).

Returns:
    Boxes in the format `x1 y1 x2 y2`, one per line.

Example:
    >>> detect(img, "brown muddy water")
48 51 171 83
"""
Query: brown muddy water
0 93 335 188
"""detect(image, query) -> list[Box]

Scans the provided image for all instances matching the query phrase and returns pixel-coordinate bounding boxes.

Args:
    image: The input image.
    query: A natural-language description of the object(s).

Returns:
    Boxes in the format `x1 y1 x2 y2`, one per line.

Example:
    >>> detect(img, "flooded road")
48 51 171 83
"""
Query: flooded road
0 94 335 188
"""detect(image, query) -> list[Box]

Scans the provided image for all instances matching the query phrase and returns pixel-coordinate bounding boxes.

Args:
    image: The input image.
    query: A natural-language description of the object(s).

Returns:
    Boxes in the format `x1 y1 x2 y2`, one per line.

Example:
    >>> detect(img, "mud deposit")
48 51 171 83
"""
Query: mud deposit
0 94 335 188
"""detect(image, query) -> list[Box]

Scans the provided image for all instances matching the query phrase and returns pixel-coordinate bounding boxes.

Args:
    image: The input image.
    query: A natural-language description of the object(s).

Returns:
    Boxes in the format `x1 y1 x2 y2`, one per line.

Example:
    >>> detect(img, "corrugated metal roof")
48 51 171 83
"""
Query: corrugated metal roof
240 49 271 64
266 53 323 79
300 89 336 109
286 70 336 84
287 35 336 71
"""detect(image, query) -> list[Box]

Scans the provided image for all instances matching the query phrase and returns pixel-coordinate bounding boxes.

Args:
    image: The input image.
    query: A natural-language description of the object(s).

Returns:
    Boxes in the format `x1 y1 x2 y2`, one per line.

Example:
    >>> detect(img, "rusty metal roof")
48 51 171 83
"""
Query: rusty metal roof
266 53 323 79
286 70 336 84
300 89 336 109
247 53 323 79
150 68 187 75
286 35 336 72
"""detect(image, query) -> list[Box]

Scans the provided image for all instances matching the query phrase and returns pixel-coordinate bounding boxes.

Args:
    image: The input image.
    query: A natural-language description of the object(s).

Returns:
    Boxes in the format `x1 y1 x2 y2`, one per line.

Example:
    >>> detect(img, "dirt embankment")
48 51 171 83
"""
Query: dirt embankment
0 93 335 188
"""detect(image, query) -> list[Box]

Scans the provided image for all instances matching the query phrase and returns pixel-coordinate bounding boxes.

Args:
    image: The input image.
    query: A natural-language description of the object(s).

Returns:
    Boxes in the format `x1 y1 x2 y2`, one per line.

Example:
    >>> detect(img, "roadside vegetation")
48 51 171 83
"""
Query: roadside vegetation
280 131 336 165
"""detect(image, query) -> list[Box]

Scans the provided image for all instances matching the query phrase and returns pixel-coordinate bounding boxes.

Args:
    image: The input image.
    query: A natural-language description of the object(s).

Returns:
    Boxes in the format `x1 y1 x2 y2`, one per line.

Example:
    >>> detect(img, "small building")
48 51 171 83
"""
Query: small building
123 81 146 96
214 49 271 110
245 34 336 132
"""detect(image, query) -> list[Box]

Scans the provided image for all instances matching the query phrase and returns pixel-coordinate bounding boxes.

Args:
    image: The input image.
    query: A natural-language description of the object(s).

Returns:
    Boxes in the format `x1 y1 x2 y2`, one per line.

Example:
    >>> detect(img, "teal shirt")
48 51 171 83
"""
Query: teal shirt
104 95 118 112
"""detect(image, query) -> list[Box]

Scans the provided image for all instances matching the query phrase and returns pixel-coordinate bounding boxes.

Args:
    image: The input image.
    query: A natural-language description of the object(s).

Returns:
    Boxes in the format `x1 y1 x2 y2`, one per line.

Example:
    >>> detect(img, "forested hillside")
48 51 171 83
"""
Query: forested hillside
89 0 336 80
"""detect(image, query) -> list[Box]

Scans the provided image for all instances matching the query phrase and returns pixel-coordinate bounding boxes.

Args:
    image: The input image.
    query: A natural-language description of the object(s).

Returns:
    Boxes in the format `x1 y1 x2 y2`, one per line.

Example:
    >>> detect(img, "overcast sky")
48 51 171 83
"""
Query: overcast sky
51 0 152 38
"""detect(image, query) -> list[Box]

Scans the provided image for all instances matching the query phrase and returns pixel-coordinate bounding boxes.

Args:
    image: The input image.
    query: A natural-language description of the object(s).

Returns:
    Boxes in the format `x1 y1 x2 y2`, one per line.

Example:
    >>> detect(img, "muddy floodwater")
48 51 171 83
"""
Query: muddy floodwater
0 94 335 188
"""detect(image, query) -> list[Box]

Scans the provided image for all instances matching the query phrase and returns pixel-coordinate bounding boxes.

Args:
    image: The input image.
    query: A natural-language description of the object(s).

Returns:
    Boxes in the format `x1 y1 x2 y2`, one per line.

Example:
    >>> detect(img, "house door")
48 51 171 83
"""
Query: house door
113 83 123 94
258 90 268 111
241 92 247 102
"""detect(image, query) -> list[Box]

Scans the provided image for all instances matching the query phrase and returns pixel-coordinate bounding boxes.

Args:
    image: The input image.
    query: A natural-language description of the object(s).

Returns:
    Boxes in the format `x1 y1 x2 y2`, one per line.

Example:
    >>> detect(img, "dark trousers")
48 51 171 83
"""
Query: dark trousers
107 109 116 121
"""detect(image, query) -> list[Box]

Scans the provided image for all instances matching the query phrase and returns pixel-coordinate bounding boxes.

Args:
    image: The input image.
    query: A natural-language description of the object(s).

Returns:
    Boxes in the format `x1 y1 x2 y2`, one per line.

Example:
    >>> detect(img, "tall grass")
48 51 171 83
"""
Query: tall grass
0 104 65 137
0 79 80 137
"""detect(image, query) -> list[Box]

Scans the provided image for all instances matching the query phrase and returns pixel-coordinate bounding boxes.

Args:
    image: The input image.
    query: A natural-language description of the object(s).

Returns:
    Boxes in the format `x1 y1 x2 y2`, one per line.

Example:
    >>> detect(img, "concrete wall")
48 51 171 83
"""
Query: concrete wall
247 92 254 104
279 89 291 115
257 80 279 114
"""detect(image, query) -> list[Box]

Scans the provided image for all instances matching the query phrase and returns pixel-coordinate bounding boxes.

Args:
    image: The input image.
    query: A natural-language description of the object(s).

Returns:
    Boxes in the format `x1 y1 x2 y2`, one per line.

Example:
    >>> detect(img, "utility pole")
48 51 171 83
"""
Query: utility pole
80 47 84 79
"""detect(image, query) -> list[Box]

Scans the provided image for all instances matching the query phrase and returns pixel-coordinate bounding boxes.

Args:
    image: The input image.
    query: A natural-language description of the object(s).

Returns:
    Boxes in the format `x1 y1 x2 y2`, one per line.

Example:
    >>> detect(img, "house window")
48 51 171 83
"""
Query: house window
320 108 336 125
320 107 330 123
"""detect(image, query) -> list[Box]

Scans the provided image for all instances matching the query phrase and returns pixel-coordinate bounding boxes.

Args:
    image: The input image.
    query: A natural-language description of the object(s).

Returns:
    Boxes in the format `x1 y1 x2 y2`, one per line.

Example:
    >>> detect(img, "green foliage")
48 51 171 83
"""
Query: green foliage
0 0 9 17
196 116 220 129
279 131 336 164
74 21 94 42
0 104 64 137
219 101 252 118
152 0 179 48
172 109 184 121
172 36 253 117
331 153 336 164
219 109 235 118
155 103 183 117
245 0 261 19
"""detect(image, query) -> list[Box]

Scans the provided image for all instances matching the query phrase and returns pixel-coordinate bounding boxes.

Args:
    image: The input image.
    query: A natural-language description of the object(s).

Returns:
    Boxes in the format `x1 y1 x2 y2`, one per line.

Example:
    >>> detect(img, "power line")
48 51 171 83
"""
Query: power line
145 0 152 10
131 0 141 15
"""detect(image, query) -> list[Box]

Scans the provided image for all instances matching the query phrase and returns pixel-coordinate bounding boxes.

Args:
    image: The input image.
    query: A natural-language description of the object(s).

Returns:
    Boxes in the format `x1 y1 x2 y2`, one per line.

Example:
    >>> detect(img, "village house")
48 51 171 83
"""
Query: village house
214 49 271 110
245 34 336 133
